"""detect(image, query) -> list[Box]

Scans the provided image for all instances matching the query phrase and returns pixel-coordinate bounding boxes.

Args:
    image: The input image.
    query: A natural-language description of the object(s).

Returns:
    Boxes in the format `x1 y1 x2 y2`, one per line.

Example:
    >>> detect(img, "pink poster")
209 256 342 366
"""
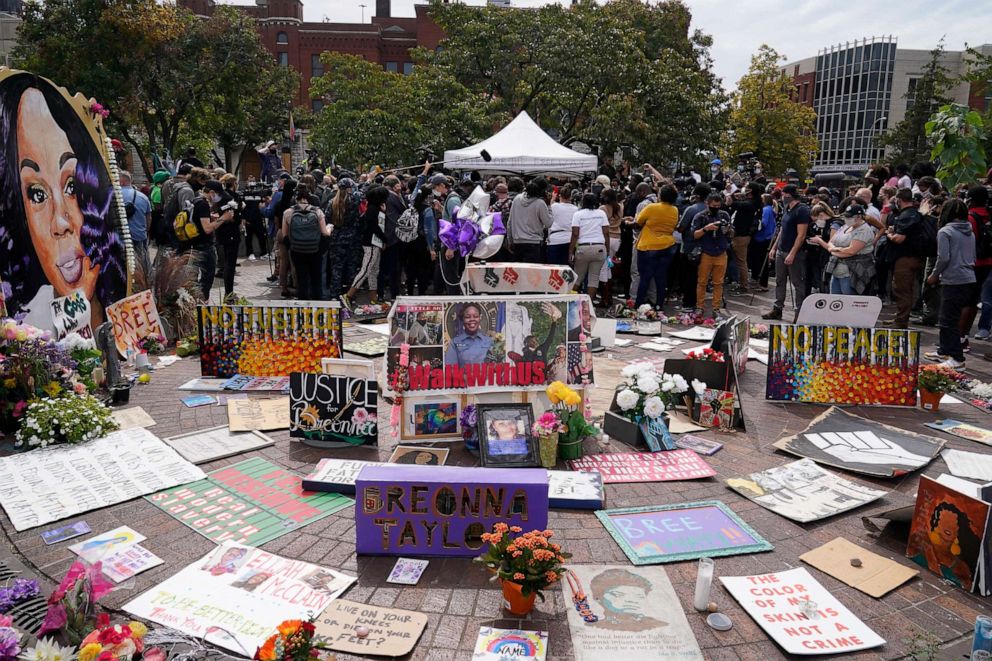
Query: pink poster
568 451 715 484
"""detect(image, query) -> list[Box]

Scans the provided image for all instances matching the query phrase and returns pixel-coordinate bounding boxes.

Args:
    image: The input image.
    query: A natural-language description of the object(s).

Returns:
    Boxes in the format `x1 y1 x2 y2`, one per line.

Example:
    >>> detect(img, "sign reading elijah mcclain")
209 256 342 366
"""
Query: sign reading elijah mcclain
289 373 378 447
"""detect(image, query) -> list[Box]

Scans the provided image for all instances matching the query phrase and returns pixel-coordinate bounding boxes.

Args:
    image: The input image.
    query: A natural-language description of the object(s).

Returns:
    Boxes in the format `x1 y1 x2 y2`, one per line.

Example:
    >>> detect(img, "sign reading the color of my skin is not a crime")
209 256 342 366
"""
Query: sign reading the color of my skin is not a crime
106 290 164 356
766 324 920 406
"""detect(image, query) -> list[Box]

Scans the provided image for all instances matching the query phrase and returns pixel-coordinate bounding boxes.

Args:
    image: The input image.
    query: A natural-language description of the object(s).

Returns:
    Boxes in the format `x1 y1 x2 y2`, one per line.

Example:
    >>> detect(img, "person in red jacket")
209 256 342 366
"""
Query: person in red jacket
964 187 992 343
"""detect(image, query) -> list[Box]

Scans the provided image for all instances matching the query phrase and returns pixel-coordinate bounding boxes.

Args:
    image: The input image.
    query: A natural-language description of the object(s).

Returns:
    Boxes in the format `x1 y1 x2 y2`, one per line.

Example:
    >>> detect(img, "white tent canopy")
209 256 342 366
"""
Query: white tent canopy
442 111 598 176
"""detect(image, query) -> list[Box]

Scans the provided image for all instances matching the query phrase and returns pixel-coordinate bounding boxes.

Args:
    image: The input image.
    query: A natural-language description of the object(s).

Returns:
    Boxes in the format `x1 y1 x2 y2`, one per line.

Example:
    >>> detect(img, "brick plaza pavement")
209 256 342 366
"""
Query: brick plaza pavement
2 259 991 660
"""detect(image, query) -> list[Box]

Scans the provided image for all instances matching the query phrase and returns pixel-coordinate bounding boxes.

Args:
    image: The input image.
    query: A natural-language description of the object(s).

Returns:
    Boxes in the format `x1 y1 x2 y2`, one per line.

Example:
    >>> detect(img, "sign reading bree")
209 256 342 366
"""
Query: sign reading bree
355 465 548 556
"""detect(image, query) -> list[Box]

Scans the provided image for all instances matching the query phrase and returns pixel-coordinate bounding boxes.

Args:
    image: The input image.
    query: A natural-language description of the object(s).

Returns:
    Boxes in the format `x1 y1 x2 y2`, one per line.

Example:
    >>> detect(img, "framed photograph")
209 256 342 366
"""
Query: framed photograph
388 445 449 466
476 403 539 468
400 395 466 441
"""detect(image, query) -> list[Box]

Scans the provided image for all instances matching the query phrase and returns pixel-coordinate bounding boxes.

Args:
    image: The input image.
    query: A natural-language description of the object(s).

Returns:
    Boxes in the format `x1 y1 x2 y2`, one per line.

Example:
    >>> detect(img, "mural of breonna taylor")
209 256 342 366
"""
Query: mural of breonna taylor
0 70 128 329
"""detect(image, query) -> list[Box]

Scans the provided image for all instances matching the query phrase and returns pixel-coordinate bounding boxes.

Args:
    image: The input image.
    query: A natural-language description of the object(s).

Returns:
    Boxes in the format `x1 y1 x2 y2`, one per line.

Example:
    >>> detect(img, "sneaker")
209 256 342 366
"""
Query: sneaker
266 274 278 283
259 253 270 260
976 329 991 341
939 358 966 370
761 308 782 320
247 255 257 261
340 293 353 311
961 338 971 354
924 351 949 362
281 289 292 299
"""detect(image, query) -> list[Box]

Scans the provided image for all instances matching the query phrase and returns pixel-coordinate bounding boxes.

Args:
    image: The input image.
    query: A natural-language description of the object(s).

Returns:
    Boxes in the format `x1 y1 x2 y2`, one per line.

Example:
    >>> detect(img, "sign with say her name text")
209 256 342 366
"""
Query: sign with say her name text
289 373 378 448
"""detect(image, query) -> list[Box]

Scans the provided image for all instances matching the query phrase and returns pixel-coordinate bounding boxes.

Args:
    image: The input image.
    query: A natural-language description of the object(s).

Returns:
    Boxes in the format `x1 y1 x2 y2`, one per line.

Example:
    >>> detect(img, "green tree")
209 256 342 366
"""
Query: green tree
961 46 992 159
926 104 987 189
878 41 954 165
723 45 818 176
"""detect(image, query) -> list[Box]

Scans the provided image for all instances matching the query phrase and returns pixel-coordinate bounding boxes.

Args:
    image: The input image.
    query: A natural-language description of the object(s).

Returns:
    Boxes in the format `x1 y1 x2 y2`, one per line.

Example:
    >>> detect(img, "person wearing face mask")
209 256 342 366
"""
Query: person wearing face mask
192 180 232 301
804 203 839 295
259 141 282 183
809 204 877 295
762 184 809 321
691 192 734 318
709 158 725 184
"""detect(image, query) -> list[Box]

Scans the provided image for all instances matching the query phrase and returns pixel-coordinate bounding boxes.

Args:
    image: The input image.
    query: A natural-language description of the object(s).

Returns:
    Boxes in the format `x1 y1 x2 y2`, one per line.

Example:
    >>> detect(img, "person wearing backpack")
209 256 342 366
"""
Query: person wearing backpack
883 188 928 328
281 186 331 301
190 180 232 301
120 170 152 277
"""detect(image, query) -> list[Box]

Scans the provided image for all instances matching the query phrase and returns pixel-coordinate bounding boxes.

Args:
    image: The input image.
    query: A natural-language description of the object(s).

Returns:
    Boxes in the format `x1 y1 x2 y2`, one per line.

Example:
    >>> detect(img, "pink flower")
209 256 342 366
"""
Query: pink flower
0 615 12 627
73 382 87 394
143 648 167 661
351 407 369 425
37 601 66 636
87 561 115 603
11 401 26 418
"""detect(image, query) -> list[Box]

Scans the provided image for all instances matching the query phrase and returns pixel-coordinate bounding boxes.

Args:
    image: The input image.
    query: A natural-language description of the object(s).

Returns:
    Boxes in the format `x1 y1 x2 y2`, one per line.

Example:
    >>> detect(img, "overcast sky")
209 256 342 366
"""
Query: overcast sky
290 0 991 90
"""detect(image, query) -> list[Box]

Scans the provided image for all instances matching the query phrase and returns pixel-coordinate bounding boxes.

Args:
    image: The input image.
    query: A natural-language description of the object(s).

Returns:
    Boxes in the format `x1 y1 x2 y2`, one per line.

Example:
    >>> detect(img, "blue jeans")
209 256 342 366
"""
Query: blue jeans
635 246 676 308
830 275 854 295
978 271 992 332
546 243 570 266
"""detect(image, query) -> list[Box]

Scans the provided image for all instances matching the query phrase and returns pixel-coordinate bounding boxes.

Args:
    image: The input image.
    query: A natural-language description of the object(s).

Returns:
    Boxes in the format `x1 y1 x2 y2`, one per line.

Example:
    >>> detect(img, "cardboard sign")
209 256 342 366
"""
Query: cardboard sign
720 568 885 655
766 324 920 406
385 295 596 394
774 406 943 478
146 457 352 545
355 465 548 556
797 293 882 327
221 375 291 392
726 459 887 523
800 537 918 598
568 451 715 484
562 565 703 660
163 425 274 464
461 262 576 295
547 470 604 509
197 301 342 377
50 290 92 340
596 501 772 565
227 397 290 431
472 627 547 660
69 526 162 583
289 372 377 447
0 428 204 531
111 406 157 430
925 419 992 446
941 448 992 482
302 459 381 493
124 543 355 656
105 290 164 356
315 599 428 657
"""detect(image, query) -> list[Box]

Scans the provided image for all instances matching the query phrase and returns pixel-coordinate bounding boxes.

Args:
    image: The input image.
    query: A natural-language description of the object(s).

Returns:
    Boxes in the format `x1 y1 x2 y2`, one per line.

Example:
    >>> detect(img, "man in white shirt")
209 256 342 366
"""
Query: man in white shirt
855 188 883 230
548 185 578 265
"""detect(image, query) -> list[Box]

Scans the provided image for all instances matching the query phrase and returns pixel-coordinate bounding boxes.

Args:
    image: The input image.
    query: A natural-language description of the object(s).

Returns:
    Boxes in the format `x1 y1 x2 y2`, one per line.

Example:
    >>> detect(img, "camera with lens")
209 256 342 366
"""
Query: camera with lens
240 181 270 202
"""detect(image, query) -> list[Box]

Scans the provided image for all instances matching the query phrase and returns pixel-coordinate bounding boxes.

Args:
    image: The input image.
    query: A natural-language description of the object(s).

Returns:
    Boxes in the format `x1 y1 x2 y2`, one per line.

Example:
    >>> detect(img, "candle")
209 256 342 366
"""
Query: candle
694 557 714 611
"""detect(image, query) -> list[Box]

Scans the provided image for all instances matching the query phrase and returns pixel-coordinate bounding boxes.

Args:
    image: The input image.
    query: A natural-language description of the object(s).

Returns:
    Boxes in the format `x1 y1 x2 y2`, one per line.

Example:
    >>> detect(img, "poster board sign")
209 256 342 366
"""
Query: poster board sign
315 599 428 658
302 459 382 493
227 397 290 431
773 406 943 477
800 537 918 598
385 295 595 394
472 627 547 660
0 427 204 531
547 470 603 509
124 543 355 656
563 565 702 661
720 568 885 655
568 451 715 484
220 375 290 392
163 425 274 464
111 406 156 430
596 501 772 565
797 293 882 327
69 526 162 583
0 68 130 332
106 290 164 356
145 457 352 546
726 459 887 523
461 262 576 295
197 301 342 377
355 465 548 556
51 290 92 340
924 419 992 446
321 357 376 379
766 324 920 406
289 372 377 447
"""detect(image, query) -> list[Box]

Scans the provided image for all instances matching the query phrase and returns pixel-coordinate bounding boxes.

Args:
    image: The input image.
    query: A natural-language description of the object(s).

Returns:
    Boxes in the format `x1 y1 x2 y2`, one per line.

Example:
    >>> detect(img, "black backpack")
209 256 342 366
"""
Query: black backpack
970 211 992 261
914 214 938 258
289 205 321 254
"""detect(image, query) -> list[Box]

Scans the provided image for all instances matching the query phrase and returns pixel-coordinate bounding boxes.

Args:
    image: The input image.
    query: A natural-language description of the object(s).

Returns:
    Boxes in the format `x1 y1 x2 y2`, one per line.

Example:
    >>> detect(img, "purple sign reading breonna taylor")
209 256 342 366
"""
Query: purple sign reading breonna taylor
355 465 548 557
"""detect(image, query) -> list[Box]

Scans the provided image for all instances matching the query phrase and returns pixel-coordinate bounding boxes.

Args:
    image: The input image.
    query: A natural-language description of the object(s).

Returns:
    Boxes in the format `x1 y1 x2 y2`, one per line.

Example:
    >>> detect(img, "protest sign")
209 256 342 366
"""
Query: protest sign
163 425 274 464
461 262 577 295
563 565 703 660
472 627 548 661
314 599 428 657
800 537 918 598
197 301 342 377
797 293 881 327
0 427 204 531
146 457 351 546
596 501 772 565
227 397 290 431
289 373 377 447
726 459 887 523
720 568 885 654
766 324 920 406
70 526 162 583
774 407 943 477
925 419 992 446
568 451 715 484
386 295 595 394
674 435 723 455
50 290 92 340
302 459 382 493
111 406 156 430
547 471 604 509
124 543 355 656
941 449 992 482
105 290 164 356
221 375 291 392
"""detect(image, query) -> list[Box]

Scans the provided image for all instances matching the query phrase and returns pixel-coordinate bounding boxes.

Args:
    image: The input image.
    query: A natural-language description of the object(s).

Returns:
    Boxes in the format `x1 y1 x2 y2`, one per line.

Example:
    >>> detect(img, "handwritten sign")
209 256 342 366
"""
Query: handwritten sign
162 425 274 464
289 373 377 447
145 457 352 545
105 290 164 356
50 290 91 340
227 397 290 431
568 451 715 484
720 568 885 655
124 543 355 656
0 428 205 531
315 599 428 657
303 459 382 493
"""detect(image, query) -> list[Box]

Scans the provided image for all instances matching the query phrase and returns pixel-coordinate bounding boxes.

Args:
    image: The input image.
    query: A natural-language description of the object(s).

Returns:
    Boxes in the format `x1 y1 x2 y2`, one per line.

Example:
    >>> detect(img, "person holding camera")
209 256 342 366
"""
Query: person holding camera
217 174 245 301
691 192 734 318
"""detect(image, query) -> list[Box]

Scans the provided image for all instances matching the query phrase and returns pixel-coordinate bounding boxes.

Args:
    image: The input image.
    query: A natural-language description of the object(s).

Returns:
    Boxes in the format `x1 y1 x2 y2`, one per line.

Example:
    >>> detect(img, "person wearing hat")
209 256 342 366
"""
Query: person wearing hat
762 184 809 321
259 141 282 183
808 204 876 296
431 174 465 294
148 170 170 246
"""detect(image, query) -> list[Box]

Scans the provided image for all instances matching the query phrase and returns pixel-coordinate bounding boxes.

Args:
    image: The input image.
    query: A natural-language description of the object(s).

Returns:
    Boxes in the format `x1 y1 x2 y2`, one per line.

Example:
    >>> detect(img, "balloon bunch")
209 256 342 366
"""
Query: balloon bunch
438 185 506 259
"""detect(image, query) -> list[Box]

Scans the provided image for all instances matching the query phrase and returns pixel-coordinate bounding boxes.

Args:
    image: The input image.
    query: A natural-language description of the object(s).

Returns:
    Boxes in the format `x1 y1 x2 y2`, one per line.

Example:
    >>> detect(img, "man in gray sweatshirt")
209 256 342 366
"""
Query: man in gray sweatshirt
925 200 975 368
508 178 551 263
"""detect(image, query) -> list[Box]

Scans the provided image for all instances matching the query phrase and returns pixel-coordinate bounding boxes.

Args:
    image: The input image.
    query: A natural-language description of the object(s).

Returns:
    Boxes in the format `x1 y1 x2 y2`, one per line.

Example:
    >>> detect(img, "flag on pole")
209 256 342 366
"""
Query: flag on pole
289 110 296 142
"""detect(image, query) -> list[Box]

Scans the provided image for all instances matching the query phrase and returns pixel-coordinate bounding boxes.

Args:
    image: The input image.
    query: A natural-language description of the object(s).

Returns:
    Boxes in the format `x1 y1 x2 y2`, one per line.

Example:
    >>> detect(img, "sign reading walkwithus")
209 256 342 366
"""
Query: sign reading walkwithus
766 324 920 406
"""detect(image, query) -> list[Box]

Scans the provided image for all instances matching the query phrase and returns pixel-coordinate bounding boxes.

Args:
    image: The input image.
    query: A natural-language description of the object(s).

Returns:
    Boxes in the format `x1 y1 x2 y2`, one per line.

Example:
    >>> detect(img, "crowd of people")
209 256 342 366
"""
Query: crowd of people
126 152 992 370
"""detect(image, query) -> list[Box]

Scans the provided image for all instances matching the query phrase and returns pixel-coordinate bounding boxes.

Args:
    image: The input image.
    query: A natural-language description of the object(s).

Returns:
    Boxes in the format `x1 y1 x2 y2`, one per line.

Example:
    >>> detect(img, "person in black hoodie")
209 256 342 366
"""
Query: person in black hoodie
379 175 407 302
217 174 245 301
343 185 390 308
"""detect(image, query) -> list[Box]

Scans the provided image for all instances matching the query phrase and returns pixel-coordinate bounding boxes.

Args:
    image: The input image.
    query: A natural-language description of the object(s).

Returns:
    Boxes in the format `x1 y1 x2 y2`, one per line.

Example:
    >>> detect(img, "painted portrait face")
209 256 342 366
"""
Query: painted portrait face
462 305 481 334
17 88 98 299
492 419 519 440
602 585 647 614
935 508 960 546
220 548 244 565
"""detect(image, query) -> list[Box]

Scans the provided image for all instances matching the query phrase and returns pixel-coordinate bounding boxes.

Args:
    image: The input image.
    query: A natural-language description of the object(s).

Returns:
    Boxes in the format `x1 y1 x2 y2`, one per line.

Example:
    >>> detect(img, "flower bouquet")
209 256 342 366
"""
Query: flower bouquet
605 363 688 450
15 394 118 449
0 320 77 433
546 381 597 460
0 615 20 661
175 334 199 358
78 614 154 661
532 411 563 469
136 333 166 356
39 560 115 646
254 618 321 661
686 347 725 362
749 324 770 339
0 579 39 614
918 364 967 412
474 524 570 616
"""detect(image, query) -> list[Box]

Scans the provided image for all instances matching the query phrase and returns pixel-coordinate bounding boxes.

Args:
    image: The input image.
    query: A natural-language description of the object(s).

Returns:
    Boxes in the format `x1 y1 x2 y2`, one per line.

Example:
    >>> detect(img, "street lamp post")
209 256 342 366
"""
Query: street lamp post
868 115 888 164
359 4 366 22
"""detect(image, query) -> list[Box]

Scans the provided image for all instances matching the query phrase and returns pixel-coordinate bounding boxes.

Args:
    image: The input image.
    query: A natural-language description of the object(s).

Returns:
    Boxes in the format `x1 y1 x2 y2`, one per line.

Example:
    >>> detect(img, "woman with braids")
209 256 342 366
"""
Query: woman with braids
909 501 983 588
0 72 126 328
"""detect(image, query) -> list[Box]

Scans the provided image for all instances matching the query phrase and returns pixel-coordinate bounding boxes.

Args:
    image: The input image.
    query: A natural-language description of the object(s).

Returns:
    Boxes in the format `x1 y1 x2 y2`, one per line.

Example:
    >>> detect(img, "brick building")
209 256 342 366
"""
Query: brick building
178 0 443 109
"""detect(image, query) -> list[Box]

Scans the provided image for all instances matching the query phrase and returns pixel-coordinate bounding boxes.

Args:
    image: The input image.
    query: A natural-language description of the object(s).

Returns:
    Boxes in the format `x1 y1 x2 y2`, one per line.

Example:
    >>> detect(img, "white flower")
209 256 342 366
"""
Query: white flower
637 304 653 314
671 374 689 392
616 388 639 411
20 637 77 661
691 378 707 396
621 364 642 379
661 378 674 392
636 375 660 394
643 396 665 418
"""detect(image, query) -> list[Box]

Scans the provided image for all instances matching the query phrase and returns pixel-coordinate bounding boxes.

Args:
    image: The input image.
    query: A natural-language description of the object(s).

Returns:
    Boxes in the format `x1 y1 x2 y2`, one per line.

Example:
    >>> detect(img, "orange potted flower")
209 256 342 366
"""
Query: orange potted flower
474 524 571 616
918 364 965 412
